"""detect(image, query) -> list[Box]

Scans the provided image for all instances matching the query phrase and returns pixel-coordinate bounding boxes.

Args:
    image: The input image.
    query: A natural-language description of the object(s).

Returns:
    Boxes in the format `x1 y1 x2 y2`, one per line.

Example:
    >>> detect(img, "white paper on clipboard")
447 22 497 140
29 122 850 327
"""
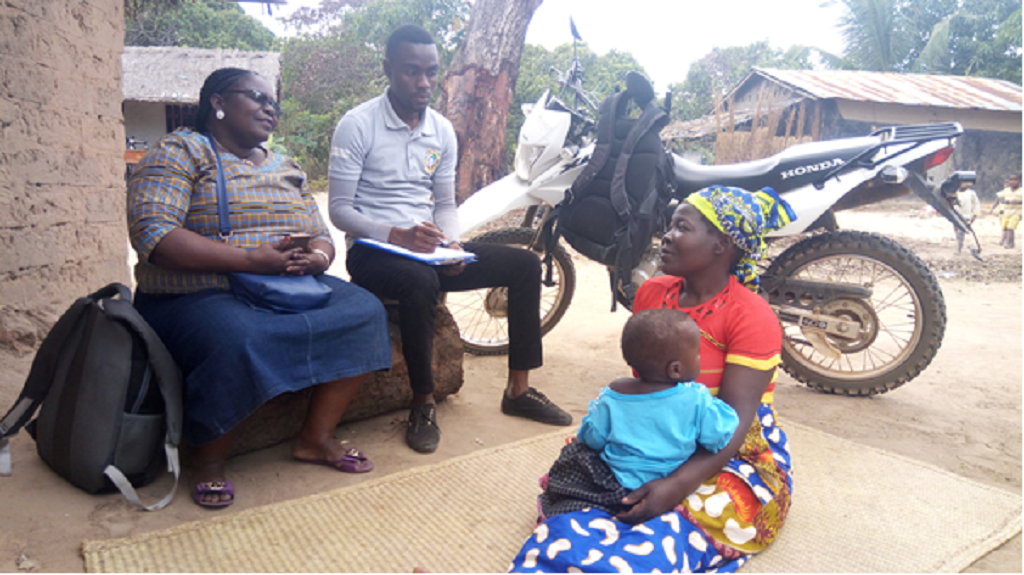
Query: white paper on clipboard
354 238 477 266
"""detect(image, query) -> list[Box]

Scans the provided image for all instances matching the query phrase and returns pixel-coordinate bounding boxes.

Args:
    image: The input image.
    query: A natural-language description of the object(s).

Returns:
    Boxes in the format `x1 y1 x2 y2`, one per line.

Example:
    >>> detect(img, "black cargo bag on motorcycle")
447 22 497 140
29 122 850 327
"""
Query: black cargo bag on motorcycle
549 72 674 309
0 283 183 511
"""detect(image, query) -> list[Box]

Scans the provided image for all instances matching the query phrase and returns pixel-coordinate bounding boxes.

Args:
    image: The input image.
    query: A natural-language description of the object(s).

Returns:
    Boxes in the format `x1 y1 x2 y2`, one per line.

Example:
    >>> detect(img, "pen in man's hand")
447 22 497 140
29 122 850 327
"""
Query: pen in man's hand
417 221 447 246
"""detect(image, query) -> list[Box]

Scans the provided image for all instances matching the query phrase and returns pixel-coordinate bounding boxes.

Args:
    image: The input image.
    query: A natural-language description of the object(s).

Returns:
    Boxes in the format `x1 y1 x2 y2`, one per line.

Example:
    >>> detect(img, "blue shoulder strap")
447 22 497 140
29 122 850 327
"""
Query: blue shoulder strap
203 133 232 240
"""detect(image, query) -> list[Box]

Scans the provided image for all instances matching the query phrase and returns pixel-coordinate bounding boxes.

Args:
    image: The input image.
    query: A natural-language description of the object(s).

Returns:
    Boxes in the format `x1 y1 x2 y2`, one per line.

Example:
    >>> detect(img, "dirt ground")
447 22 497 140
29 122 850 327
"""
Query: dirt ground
0 198 1020 573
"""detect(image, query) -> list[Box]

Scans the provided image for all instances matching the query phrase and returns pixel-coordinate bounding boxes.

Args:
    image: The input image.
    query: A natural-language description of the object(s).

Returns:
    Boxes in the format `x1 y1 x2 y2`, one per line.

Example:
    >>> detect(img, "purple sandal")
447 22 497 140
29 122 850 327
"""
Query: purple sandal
192 480 235 509
296 448 374 473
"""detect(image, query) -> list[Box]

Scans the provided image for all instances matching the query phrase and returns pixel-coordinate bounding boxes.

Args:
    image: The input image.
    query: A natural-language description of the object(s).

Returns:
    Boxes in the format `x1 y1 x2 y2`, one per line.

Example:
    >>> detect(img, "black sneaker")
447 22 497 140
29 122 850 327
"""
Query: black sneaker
501 387 573 426
406 403 440 453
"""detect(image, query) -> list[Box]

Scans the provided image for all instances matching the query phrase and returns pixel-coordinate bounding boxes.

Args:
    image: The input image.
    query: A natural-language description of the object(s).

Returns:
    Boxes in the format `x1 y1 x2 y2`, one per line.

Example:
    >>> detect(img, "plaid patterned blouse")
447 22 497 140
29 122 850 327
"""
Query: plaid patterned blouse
127 129 333 294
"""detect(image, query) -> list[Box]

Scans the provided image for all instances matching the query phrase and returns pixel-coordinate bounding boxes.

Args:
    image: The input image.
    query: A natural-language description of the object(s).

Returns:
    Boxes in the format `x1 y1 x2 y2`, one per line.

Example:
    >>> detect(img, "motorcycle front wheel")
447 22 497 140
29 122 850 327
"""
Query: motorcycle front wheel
766 230 946 395
446 227 576 356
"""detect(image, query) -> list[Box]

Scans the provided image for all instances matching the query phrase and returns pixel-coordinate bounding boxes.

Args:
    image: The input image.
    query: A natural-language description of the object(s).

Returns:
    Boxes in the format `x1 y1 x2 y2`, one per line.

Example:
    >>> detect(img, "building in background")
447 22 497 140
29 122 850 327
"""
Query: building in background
665 68 1022 198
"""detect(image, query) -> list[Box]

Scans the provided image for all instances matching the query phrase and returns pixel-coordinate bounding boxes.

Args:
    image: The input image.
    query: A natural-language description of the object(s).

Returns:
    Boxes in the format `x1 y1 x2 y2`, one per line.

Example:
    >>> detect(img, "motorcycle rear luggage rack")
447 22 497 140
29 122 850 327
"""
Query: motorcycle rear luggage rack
814 123 964 189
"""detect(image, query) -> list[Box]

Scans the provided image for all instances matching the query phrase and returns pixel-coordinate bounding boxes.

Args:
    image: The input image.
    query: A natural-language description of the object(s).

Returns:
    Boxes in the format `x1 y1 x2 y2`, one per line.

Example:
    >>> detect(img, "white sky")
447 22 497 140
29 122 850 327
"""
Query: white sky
242 0 848 90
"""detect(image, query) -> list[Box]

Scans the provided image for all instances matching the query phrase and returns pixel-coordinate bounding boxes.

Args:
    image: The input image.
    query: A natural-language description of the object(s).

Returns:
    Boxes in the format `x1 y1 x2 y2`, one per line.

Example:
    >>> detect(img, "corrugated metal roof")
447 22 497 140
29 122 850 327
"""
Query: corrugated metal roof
750 67 1022 112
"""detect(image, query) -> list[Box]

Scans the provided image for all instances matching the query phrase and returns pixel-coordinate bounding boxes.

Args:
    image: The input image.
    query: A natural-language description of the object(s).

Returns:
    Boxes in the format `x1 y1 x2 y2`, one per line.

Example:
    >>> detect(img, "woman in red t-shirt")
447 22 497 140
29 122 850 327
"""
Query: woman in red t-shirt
510 186 796 573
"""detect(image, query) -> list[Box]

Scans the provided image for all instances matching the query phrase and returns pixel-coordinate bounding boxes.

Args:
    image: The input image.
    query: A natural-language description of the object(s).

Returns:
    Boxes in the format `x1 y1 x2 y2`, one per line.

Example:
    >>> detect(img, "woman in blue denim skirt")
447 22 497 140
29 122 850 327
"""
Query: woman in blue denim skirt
127 68 391 509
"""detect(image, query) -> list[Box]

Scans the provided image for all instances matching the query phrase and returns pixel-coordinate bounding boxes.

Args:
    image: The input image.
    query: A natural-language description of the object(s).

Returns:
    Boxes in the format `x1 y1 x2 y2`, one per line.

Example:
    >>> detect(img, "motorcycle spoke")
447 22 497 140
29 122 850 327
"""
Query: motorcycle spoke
464 319 508 343
870 279 907 312
863 344 898 366
447 291 509 344
843 353 861 373
878 324 913 349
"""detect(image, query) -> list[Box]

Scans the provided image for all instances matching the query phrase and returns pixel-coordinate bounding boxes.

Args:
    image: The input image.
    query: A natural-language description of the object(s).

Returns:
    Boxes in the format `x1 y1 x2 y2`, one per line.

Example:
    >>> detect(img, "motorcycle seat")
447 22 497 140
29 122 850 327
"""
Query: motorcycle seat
673 155 780 197
672 136 879 197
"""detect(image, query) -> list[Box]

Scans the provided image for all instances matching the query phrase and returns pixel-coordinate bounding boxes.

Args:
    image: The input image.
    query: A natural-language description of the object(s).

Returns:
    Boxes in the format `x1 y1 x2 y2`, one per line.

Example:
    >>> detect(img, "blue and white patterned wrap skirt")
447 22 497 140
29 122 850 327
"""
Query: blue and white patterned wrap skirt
510 403 793 573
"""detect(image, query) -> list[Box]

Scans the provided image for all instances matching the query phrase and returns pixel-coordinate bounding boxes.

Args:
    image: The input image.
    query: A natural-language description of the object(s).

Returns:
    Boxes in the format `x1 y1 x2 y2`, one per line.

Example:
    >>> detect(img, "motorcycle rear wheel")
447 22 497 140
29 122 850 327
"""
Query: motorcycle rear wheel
766 230 946 395
447 227 576 356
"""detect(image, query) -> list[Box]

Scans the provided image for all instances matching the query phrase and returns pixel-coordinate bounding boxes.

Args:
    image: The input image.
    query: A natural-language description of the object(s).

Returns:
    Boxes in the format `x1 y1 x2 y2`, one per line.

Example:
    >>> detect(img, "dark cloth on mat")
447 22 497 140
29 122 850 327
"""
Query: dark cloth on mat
135 275 391 446
541 440 632 519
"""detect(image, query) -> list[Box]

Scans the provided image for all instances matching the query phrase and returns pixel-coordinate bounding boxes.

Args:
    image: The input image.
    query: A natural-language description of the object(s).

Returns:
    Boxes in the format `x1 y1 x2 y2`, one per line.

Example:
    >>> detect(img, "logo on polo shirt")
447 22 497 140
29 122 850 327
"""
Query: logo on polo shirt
424 149 441 175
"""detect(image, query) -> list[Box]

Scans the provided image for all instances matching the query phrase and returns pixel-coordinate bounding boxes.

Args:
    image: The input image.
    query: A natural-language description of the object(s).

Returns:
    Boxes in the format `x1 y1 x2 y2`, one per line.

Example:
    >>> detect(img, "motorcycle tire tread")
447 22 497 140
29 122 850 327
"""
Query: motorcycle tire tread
766 230 946 396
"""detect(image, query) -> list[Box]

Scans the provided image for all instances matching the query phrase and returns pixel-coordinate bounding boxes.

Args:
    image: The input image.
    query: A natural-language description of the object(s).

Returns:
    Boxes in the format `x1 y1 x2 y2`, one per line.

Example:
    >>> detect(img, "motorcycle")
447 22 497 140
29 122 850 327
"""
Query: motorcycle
446 38 979 397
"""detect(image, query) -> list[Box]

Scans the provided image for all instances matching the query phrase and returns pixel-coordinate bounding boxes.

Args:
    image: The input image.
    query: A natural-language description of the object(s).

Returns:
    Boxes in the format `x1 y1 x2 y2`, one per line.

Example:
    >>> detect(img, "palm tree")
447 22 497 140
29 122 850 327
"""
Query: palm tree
832 0 1019 79
838 0 917 71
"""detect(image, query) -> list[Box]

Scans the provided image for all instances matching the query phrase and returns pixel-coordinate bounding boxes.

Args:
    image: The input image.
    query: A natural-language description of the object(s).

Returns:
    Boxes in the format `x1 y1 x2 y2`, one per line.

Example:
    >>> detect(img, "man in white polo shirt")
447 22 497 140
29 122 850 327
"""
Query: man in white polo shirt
328 24 572 454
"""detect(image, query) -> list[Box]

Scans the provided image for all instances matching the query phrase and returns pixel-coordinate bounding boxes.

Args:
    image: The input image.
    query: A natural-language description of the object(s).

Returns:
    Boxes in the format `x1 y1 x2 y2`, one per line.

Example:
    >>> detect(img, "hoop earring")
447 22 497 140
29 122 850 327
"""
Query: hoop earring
215 110 225 120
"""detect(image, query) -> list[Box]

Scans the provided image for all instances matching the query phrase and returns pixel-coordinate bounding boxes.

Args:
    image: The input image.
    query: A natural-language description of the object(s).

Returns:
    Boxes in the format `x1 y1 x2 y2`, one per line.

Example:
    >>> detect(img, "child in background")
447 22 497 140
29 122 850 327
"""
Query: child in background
538 308 739 520
991 174 1022 249
952 180 981 254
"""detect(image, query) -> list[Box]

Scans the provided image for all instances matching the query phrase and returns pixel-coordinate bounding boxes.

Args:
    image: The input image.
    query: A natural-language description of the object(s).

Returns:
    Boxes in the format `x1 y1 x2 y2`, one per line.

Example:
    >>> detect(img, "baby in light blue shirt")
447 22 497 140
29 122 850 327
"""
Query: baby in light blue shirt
579 308 739 489
540 308 739 519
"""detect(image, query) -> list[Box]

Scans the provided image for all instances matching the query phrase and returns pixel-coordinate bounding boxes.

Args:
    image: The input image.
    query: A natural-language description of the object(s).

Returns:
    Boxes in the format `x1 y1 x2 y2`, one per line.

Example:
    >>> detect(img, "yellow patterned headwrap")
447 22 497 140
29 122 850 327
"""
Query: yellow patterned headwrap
685 185 797 290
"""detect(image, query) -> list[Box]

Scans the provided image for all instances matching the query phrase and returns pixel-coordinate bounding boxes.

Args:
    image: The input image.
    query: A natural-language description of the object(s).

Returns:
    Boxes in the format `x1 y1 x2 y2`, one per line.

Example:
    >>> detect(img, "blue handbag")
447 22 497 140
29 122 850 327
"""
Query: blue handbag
206 133 332 313
227 272 332 313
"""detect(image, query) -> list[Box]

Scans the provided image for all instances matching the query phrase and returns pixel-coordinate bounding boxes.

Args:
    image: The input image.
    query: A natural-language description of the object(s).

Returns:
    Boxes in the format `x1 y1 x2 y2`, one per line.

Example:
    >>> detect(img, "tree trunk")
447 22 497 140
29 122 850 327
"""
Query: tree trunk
438 0 543 203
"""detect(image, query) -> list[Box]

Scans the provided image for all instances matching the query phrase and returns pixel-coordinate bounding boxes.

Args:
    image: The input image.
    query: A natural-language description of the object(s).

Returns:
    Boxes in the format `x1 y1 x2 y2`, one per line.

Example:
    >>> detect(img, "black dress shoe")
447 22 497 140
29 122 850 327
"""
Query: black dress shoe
501 387 573 426
406 403 441 453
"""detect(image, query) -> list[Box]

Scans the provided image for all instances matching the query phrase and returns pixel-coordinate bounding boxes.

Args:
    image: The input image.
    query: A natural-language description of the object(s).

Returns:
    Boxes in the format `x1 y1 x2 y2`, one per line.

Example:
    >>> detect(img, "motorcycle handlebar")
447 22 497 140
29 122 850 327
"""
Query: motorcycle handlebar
549 63 598 114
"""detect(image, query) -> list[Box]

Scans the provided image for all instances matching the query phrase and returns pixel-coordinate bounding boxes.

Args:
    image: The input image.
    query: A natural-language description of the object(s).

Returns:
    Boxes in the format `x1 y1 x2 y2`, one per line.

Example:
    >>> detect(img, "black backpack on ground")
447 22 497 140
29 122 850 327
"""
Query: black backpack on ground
549 71 674 310
0 283 183 510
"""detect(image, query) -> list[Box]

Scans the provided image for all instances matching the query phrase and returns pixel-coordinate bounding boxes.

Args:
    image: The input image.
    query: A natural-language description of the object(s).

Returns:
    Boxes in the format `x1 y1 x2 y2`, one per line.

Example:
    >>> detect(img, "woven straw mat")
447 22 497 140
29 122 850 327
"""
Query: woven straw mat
83 422 1021 573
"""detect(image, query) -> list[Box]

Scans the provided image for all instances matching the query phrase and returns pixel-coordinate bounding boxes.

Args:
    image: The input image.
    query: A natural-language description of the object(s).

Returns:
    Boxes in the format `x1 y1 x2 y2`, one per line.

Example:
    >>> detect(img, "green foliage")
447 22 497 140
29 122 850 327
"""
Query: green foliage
667 42 819 122
272 102 339 189
125 0 277 50
279 0 466 116
279 31 384 116
505 42 648 165
913 17 953 73
838 0 1022 81
281 0 467 69
839 0 917 71
946 1 1022 82
343 0 468 66
978 8 1022 84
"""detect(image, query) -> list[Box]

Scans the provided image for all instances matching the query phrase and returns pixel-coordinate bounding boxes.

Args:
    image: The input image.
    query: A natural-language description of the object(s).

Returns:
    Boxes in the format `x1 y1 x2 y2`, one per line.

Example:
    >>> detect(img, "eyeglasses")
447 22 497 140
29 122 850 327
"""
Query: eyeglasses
223 89 282 116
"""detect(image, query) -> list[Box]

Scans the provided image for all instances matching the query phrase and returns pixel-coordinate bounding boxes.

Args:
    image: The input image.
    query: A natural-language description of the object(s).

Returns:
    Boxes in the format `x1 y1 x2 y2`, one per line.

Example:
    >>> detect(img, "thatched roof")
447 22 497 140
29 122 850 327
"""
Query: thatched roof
122 47 281 104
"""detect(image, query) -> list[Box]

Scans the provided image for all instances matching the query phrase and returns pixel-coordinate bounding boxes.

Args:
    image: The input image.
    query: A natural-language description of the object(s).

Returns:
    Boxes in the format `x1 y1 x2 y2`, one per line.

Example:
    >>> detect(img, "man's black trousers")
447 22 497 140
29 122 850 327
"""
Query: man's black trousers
346 241 543 396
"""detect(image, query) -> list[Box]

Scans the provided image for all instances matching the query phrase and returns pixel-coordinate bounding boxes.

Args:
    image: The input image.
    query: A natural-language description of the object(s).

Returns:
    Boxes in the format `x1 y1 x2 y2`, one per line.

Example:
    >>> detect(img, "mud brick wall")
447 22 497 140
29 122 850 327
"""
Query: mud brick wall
0 0 128 355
